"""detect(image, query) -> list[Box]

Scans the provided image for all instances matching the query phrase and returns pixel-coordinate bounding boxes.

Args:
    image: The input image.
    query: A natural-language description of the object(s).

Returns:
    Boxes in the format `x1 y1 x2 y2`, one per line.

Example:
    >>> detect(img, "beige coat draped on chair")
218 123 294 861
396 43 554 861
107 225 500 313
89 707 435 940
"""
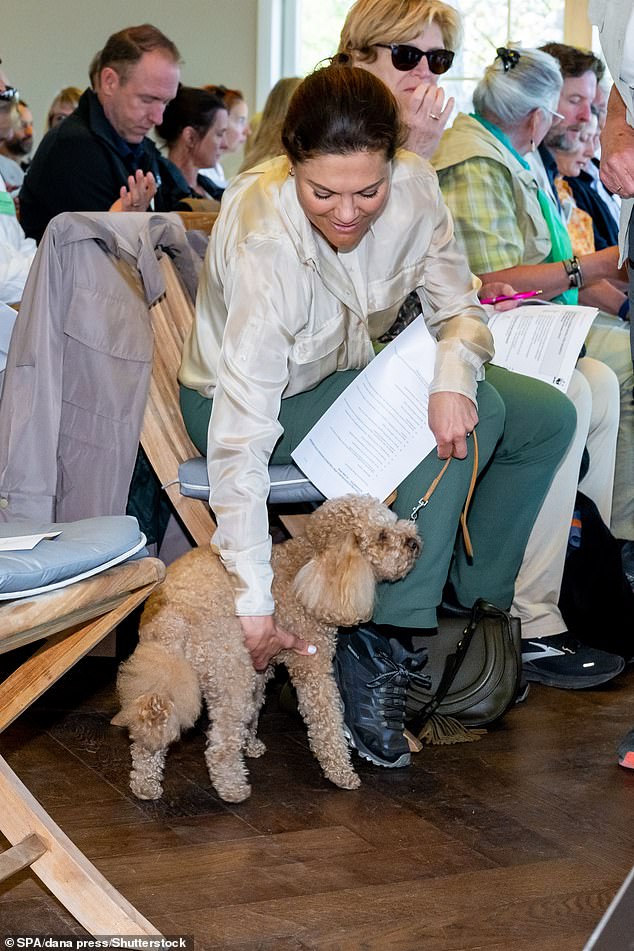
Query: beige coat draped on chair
0 211 200 523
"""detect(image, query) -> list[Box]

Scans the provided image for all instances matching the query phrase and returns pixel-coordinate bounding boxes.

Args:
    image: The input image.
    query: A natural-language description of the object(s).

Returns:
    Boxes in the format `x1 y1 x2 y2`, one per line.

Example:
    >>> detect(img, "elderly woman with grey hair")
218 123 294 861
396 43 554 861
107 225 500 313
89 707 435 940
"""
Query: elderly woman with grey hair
433 46 624 302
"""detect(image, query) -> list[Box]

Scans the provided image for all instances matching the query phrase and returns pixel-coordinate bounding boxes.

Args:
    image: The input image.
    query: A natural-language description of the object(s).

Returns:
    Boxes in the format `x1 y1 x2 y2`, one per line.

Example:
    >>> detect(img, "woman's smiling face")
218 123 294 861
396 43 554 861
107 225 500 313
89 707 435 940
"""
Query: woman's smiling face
292 149 391 251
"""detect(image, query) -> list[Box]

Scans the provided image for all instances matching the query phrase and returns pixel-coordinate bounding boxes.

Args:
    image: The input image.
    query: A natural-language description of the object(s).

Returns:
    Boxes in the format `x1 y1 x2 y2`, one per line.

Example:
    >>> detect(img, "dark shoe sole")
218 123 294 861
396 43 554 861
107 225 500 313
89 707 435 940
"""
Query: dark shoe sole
523 659 624 690
343 725 410 769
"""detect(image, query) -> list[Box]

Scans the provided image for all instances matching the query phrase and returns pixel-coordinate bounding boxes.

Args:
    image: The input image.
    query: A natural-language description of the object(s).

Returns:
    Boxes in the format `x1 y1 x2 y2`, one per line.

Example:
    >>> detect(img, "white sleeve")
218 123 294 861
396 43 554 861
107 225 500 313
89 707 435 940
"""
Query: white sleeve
0 212 36 305
207 235 309 615
621 9 634 86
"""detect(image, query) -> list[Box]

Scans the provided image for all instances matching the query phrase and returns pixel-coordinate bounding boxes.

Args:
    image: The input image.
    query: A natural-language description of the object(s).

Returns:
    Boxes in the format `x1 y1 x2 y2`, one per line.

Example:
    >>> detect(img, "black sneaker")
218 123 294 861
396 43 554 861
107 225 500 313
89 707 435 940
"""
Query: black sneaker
334 625 430 768
521 633 624 689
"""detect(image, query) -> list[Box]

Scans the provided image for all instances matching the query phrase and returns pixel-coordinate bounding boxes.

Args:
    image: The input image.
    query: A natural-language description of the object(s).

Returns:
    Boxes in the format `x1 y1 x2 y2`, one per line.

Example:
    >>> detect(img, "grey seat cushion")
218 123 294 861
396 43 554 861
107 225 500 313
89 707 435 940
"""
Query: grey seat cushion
0 515 146 599
178 457 325 505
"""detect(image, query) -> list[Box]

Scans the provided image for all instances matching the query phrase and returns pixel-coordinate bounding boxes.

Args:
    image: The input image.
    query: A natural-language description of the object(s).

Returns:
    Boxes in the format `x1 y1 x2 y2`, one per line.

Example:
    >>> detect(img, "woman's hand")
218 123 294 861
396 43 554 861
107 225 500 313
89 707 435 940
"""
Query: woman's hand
479 281 520 311
404 83 454 159
600 87 634 198
240 615 317 672
109 170 157 212
428 391 479 460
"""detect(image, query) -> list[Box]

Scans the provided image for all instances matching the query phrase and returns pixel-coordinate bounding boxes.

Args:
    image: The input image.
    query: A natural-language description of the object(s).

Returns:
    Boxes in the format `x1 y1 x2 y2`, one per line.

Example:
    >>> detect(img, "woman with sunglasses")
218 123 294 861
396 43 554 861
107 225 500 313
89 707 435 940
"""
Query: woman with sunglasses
337 0 458 159
338 6 627 688
179 63 578 768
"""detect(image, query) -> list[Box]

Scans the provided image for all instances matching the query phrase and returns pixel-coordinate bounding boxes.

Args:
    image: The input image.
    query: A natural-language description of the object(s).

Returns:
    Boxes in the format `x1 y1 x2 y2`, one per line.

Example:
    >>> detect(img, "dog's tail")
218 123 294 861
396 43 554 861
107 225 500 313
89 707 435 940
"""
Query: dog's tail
111 642 202 751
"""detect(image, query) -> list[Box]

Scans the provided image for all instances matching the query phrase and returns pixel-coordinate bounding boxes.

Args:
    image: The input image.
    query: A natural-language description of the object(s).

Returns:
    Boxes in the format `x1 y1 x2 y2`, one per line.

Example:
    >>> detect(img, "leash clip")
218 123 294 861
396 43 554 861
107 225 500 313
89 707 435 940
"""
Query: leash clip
409 498 429 521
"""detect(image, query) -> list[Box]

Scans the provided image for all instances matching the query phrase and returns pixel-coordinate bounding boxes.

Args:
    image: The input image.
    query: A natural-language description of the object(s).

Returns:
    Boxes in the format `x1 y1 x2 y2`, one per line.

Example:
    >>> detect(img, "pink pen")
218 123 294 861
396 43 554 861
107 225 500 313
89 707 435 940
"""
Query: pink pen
480 289 543 305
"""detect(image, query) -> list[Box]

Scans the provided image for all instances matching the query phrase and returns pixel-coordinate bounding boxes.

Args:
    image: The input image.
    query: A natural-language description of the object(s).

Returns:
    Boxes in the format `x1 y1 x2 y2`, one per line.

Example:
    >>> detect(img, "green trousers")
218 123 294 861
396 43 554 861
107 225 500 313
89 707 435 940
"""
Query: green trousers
181 365 575 628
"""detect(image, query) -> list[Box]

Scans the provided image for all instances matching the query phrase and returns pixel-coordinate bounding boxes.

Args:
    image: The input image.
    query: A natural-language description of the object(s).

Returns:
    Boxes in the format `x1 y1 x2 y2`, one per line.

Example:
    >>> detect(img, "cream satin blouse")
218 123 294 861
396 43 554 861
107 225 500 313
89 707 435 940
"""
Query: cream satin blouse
179 152 494 616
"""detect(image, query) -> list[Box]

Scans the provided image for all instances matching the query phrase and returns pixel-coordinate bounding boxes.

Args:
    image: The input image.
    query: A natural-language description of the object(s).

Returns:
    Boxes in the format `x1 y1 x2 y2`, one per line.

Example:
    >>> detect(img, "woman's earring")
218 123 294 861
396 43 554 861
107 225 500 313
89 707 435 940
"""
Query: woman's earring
530 138 536 152
289 166 295 177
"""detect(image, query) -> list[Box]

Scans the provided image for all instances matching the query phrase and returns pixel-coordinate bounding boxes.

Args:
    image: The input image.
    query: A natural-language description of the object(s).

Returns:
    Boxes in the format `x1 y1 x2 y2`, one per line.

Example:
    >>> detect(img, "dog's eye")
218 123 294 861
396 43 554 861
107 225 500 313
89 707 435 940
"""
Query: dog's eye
406 537 420 552
377 529 388 544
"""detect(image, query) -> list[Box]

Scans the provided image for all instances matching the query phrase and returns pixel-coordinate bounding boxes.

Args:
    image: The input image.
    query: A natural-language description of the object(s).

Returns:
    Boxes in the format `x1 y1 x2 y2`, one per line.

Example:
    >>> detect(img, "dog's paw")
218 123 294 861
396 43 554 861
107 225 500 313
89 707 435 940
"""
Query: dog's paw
325 767 361 790
130 776 163 800
214 780 252 803
244 737 266 758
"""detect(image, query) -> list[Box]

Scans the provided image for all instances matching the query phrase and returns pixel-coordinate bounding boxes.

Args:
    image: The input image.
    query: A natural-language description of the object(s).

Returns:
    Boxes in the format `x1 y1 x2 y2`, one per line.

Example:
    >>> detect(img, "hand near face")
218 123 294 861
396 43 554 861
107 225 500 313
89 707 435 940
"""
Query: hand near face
428 391 479 460
240 615 317 672
404 82 454 159
109 169 157 212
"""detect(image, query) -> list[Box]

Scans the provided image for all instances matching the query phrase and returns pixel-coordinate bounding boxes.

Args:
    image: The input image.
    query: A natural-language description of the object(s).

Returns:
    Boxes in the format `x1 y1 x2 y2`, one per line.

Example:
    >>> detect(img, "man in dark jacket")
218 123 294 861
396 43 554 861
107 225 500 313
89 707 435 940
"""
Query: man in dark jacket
20 23 189 242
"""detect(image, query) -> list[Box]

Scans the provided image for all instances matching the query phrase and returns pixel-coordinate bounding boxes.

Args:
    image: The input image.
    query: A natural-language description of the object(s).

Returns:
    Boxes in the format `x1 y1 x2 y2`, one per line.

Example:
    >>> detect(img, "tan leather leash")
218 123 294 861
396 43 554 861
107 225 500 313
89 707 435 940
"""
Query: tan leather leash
409 429 479 558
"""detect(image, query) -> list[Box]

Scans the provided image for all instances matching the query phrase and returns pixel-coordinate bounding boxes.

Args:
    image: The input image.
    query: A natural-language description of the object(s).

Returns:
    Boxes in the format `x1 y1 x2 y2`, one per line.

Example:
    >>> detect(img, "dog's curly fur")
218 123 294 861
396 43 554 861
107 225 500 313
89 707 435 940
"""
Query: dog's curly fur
112 495 420 803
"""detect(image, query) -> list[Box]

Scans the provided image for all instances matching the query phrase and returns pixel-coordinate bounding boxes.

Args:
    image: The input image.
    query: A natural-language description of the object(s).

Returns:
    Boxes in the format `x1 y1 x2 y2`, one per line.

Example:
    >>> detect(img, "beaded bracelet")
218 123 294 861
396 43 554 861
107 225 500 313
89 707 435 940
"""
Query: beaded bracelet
563 256 584 289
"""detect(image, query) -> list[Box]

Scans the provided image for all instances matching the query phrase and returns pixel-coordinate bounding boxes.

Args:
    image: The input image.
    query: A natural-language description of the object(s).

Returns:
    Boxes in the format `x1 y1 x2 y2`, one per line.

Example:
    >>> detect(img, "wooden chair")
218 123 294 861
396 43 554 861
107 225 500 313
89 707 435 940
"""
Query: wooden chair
0 553 165 934
175 209 219 233
141 255 218 546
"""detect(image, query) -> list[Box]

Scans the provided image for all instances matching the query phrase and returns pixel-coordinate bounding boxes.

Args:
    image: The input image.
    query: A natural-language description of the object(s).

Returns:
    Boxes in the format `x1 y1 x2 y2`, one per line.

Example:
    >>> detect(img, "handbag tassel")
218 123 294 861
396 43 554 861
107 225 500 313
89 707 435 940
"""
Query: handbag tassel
404 715 487 749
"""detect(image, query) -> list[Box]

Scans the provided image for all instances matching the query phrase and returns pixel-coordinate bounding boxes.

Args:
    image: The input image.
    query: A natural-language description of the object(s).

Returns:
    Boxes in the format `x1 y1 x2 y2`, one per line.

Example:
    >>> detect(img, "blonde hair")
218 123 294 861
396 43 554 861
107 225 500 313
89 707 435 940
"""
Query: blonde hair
338 0 462 64
240 76 302 172
46 86 83 130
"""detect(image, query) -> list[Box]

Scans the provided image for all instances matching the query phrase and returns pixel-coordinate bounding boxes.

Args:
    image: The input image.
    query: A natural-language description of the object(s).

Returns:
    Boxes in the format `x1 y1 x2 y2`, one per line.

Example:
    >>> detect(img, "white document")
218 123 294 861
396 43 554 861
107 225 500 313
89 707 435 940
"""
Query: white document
0 531 62 552
485 303 598 392
292 316 437 501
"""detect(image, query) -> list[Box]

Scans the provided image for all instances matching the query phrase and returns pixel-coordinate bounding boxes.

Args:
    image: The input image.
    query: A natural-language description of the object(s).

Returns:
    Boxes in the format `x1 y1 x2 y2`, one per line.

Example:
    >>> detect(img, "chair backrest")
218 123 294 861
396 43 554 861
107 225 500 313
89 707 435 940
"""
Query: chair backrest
176 209 219 233
141 256 217 546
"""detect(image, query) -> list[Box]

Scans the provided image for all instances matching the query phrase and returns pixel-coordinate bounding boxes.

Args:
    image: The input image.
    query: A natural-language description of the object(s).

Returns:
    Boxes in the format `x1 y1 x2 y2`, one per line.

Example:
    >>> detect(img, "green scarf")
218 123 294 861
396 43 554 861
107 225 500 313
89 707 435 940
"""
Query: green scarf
0 191 16 218
472 113 577 305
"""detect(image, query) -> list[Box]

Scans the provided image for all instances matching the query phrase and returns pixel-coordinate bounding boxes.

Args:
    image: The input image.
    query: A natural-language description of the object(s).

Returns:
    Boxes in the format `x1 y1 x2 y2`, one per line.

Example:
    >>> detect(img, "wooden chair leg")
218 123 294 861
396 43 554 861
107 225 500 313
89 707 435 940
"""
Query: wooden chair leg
0 755 161 935
0 832 47 882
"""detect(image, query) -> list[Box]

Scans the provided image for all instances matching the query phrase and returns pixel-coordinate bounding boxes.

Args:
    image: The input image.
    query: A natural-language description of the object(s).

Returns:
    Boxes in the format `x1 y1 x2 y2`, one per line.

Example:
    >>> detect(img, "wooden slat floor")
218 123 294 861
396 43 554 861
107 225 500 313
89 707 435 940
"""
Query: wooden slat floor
1 651 634 950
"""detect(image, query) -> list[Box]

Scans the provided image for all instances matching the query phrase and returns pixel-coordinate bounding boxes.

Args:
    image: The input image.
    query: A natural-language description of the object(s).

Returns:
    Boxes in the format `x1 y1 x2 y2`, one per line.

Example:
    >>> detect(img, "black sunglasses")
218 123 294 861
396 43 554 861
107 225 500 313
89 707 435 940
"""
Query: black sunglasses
0 86 19 102
374 43 454 74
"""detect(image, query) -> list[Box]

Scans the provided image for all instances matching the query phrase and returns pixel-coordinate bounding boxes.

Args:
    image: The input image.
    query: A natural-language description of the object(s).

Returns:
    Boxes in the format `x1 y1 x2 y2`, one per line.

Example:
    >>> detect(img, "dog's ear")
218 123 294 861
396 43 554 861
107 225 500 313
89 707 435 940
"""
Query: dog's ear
293 531 375 626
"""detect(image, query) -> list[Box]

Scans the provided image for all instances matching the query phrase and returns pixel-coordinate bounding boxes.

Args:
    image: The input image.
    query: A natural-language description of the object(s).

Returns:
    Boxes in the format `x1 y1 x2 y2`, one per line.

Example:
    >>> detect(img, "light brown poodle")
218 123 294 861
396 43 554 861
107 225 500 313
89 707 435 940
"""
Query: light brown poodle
112 495 420 803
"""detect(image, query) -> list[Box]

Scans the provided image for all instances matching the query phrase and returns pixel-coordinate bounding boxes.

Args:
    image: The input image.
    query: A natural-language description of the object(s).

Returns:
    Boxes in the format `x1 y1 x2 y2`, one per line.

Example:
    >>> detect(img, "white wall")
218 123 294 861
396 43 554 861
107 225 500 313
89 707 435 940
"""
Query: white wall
1 0 259 161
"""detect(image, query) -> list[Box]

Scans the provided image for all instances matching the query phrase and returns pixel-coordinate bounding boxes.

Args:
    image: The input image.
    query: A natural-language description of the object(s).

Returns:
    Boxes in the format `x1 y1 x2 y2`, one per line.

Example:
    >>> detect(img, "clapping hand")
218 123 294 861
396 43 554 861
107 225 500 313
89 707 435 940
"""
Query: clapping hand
109 170 157 212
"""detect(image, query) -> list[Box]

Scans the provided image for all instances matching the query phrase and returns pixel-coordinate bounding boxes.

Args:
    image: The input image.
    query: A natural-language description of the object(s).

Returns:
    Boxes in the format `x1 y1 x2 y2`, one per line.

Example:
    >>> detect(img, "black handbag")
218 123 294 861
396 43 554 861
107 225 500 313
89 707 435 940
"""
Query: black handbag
405 599 523 746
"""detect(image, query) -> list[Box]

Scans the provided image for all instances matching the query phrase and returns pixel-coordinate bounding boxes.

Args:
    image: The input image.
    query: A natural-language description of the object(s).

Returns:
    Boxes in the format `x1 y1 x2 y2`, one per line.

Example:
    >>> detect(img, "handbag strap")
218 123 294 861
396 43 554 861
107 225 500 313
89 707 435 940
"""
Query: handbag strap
410 429 479 559
406 598 487 736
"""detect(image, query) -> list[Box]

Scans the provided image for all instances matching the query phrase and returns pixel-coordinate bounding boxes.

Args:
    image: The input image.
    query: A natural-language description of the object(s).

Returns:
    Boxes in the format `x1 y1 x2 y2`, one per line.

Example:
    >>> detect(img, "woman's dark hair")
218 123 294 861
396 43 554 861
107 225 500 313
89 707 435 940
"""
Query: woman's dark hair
156 86 227 146
281 64 405 164
203 85 245 111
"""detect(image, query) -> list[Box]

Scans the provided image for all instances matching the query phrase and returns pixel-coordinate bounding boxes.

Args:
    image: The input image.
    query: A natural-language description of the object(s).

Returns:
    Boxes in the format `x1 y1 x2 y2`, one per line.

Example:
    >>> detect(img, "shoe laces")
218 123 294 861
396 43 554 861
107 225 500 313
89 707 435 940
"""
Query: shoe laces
366 651 432 729
560 635 582 654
